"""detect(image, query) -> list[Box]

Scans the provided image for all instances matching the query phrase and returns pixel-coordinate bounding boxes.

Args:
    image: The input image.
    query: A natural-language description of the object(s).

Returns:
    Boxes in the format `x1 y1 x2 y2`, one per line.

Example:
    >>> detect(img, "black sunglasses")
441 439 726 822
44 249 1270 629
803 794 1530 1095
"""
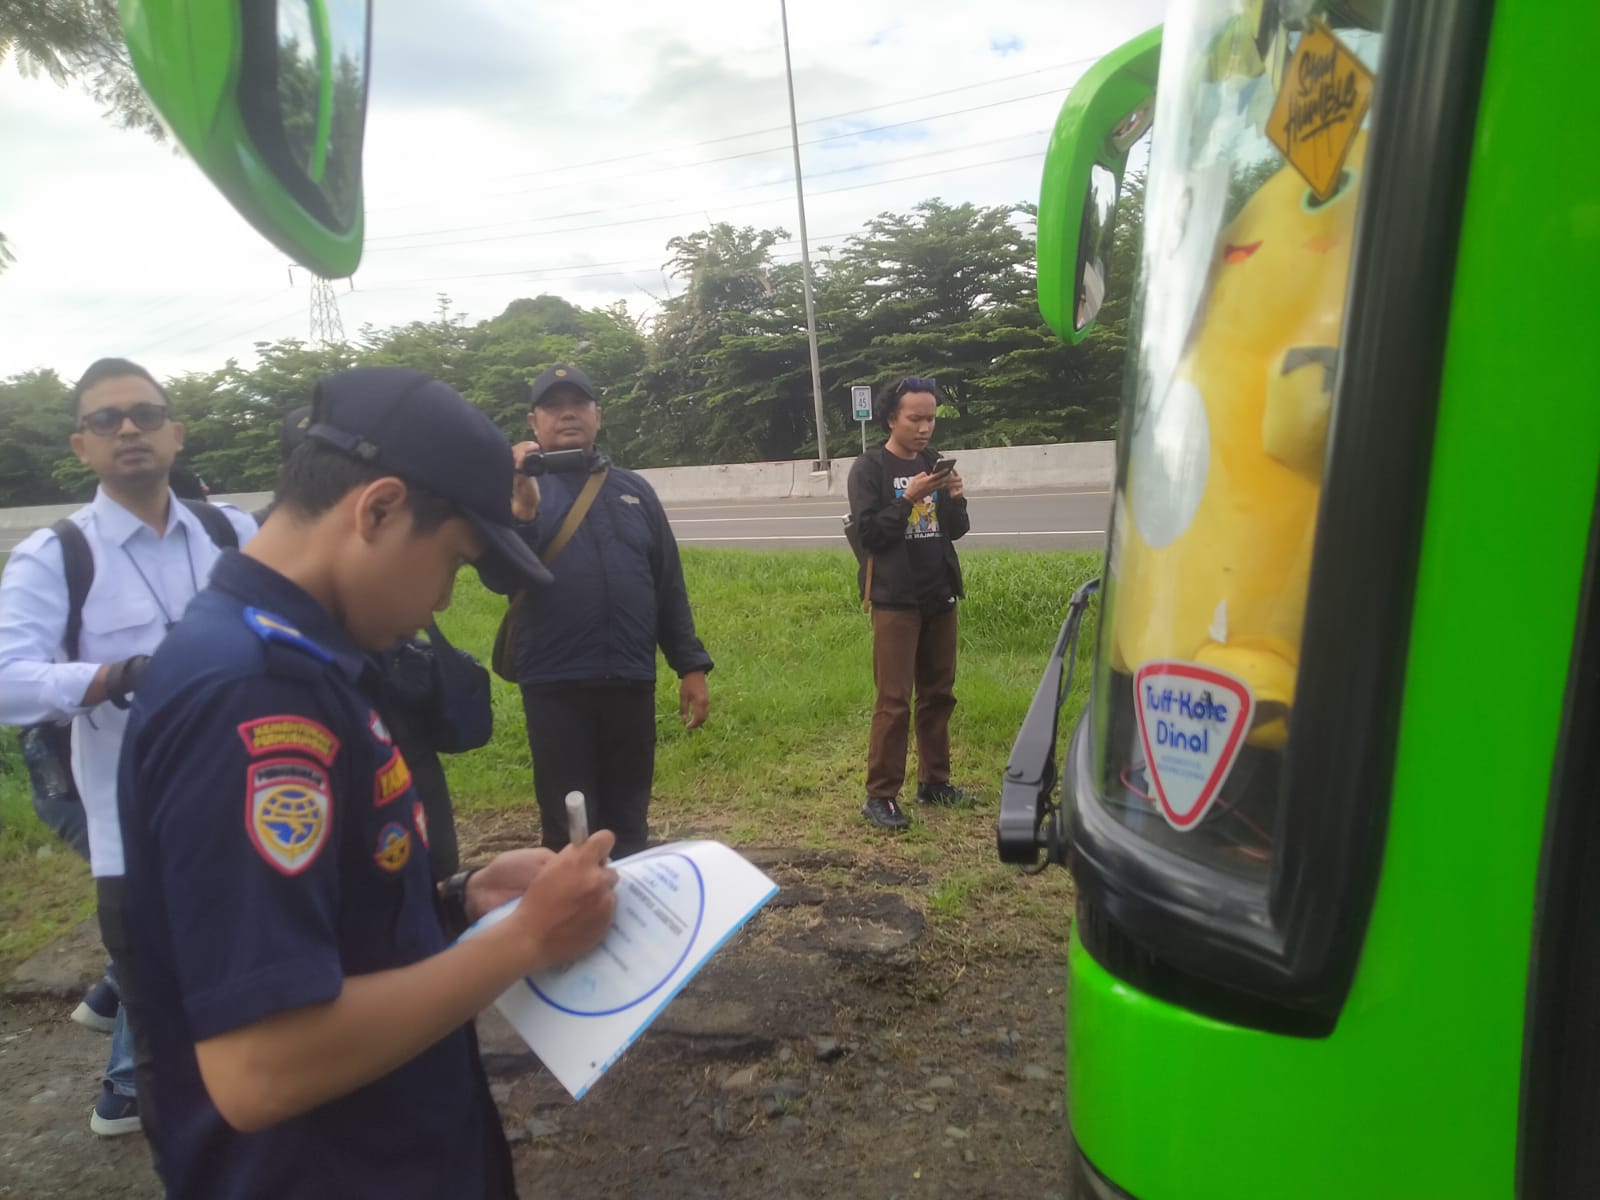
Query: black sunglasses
895 376 939 395
79 402 170 436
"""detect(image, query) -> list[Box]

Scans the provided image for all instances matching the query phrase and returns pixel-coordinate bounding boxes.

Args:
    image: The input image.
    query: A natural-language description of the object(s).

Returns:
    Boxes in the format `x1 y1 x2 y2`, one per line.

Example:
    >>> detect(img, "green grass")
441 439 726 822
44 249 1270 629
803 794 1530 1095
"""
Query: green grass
1 547 1100 977
0 726 98 970
438 548 1099 839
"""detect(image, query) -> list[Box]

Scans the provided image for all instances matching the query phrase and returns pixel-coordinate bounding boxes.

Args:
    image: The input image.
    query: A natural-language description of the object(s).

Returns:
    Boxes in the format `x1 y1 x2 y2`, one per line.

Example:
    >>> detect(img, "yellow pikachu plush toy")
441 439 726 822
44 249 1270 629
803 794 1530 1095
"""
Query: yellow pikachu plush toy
1111 133 1366 748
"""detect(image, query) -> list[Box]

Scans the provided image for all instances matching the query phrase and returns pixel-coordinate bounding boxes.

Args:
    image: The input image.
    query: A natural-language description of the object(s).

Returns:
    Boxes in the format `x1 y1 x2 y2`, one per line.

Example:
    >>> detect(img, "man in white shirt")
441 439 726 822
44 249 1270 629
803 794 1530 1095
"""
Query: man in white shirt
0 358 256 1136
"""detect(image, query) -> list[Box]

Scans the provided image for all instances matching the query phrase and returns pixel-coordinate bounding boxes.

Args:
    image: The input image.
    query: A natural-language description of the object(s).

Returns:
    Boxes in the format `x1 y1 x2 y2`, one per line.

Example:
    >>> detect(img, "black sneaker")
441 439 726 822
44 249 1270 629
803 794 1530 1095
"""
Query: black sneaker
915 781 971 807
71 977 119 1034
861 796 910 830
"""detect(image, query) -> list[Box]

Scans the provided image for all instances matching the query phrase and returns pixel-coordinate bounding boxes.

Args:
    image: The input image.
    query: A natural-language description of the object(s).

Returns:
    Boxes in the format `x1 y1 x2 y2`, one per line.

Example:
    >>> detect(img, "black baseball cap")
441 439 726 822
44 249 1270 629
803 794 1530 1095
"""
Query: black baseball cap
529 363 597 407
279 405 313 461
304 367 553 587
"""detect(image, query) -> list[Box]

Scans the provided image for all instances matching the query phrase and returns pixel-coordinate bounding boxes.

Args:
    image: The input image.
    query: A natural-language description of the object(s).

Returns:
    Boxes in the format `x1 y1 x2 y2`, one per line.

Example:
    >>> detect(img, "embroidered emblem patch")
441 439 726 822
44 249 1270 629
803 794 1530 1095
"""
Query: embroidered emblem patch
246 759 331 876
412 800 430 849
374 748 412 807
368 710 392 745
237 715 340 766
374 822 411 872
620 494 641 505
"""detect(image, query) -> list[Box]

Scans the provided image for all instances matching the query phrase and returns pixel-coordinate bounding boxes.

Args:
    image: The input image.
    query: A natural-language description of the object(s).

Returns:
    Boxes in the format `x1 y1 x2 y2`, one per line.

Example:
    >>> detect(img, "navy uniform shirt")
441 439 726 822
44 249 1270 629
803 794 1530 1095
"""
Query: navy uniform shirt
117 551 514 1200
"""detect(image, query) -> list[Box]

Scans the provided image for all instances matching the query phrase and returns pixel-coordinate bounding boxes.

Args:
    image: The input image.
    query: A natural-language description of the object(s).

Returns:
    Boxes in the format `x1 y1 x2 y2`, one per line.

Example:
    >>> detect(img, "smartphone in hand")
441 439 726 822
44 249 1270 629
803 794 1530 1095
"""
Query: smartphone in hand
930 456 956 477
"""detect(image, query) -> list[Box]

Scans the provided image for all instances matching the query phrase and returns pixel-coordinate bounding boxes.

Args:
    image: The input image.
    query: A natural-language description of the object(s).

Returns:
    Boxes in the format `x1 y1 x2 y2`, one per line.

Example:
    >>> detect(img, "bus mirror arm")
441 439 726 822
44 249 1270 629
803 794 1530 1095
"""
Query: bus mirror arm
997 578 1101 869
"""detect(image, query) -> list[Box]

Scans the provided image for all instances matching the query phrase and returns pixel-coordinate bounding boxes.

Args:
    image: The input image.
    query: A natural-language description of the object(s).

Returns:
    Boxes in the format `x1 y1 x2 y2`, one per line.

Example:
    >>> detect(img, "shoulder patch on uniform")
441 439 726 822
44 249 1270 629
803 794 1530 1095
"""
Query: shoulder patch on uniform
368 710 392 745
412 800 430 849
619 493 641 505
243 607 332 663
246 759 332 876
374 748 412 807
237 715 340 765
373 822 411 872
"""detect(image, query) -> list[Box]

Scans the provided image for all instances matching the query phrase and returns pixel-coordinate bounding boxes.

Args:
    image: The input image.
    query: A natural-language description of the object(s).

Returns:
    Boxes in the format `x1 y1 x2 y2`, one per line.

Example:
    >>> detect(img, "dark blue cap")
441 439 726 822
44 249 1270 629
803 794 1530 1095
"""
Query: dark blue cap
529 363 597 407
279 404 313 460
305 367 552 587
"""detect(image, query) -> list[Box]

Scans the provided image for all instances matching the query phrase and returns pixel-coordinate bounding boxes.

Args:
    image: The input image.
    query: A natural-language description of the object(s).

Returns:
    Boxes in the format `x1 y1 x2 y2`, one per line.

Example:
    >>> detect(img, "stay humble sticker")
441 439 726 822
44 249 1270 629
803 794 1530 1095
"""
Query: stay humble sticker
1265 20 1374 201
1133 661 1254 831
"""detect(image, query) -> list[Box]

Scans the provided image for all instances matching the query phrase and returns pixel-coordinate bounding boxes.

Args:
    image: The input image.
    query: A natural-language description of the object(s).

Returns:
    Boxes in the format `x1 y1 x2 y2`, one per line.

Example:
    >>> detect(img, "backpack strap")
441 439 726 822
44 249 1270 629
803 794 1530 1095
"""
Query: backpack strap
181 498 239 550
48 501 235 663
50 519 94 662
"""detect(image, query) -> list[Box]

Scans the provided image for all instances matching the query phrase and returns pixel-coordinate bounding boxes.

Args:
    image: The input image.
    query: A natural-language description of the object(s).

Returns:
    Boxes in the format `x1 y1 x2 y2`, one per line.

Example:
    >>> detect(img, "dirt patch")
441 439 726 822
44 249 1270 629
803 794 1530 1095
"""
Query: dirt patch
0 822 1074 1199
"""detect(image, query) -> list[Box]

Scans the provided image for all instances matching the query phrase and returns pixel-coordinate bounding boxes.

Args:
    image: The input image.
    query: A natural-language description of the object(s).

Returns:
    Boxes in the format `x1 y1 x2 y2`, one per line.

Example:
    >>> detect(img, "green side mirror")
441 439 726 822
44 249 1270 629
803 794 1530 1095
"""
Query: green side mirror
1037 26 1161 343
119 0 371 278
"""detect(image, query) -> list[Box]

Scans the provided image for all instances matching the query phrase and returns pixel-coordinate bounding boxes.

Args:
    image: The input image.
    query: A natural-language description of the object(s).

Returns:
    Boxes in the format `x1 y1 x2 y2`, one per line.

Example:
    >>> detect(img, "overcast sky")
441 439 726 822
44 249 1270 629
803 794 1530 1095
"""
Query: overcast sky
0 0 1165 383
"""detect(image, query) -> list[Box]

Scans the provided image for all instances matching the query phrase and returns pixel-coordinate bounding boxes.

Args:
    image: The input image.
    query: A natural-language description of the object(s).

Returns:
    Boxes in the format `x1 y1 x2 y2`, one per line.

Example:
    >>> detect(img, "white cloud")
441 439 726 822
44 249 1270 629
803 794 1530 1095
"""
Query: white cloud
0 0 1165 382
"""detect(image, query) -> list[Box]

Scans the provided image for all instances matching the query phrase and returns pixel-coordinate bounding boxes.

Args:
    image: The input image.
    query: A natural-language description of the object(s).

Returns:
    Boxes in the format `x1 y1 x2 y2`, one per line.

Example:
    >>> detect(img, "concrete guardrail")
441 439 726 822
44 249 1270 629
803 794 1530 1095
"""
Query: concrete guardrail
0 441 1115 552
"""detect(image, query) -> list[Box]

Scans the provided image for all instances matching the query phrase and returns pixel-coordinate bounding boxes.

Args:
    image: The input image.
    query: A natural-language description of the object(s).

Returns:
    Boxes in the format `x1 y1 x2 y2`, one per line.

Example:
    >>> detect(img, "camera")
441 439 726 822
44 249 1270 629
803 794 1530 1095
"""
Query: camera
519 448 602 477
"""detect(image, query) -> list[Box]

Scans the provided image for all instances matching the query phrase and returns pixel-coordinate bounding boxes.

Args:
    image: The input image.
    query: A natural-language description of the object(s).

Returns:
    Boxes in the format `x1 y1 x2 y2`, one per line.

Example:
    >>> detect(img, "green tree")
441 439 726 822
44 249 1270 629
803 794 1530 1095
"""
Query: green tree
619 223 796 466
466 295 646 442
176 340 357 492
1 0 163 271
0 0 159 135
0 369 77 505
0 192 1145 505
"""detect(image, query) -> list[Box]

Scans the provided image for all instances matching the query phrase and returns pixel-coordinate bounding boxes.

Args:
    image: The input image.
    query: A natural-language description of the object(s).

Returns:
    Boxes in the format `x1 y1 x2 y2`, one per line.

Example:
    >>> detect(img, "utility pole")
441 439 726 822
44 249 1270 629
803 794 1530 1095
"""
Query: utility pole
779 0 828 470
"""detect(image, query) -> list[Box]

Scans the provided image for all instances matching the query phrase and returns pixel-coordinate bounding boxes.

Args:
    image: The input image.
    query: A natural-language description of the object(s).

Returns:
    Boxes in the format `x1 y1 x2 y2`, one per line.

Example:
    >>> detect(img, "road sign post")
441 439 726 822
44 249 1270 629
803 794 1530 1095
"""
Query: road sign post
851 385 873 453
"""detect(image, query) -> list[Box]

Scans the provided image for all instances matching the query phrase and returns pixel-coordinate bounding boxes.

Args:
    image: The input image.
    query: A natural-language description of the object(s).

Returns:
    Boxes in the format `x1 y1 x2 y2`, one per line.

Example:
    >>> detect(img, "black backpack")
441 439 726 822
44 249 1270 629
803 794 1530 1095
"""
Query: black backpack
20 501 239 813
52 498 238 660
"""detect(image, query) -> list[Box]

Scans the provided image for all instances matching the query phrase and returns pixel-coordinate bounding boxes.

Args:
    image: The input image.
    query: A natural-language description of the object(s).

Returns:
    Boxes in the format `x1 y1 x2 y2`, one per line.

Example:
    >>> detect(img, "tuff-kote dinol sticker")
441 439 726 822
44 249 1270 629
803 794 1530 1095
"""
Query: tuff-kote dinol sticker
1133 661 1254 831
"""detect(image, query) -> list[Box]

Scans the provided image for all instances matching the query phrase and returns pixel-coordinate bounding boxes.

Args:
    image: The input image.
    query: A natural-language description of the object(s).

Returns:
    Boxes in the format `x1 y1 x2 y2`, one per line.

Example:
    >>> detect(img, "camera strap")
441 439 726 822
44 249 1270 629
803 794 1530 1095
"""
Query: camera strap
491 466 609 683
541 466 609 565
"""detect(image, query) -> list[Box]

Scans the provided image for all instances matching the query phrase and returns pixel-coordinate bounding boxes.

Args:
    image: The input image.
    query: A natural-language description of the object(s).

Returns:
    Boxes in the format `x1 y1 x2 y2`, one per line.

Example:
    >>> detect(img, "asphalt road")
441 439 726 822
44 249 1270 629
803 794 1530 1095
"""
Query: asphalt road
0 488 1112 557
664 487 1112 552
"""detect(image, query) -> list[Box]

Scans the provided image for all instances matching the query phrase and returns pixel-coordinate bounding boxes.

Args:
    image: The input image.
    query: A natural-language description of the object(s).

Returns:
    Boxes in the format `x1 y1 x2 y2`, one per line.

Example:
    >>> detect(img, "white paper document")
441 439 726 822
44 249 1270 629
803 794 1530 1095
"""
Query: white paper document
460 839 779 1099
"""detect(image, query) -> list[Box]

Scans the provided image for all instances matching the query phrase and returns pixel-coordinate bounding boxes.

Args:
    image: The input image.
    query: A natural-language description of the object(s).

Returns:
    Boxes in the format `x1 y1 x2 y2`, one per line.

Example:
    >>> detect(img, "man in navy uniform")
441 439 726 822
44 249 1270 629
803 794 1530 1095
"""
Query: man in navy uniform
116 367 618 1199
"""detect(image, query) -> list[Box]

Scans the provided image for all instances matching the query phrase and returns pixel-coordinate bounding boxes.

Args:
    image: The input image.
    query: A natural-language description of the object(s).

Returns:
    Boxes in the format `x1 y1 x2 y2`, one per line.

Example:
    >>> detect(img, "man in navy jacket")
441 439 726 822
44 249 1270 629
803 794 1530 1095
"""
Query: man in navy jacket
486 364 712 859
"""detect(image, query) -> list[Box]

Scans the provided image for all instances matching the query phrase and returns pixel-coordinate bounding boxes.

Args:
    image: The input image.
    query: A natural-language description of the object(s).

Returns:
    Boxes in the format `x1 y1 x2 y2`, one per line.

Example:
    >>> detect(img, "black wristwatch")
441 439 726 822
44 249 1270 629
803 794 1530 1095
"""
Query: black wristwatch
105 655 151 710
437 867 480 938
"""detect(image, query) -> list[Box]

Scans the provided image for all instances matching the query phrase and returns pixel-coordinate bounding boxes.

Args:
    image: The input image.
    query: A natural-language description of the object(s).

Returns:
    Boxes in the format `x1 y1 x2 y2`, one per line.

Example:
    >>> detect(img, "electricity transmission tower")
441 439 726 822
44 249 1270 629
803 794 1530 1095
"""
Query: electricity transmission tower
308 275 346 345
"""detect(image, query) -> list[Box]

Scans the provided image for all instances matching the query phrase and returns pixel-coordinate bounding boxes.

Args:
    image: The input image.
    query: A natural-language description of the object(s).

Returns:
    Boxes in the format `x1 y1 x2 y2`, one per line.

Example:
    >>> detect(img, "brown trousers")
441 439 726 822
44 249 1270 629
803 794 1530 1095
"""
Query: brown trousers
867 604 959 799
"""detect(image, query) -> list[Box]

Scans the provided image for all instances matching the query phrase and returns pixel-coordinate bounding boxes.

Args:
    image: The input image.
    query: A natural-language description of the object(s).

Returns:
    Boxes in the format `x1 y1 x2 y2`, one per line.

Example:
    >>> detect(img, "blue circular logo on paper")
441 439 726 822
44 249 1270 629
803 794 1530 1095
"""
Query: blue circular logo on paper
527 853 706 1017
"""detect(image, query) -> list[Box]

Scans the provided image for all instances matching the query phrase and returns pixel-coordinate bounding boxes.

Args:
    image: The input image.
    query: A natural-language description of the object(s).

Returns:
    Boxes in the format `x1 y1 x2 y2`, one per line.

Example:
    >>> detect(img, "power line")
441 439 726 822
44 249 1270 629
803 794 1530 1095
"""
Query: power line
137 141 1046 358
179 305 314 357
356 229 853 294
366 57 1097 212
367 147 1047 255
135 290 300 356
368 128 1048 246
369 90 1068 245
132 136 1053 362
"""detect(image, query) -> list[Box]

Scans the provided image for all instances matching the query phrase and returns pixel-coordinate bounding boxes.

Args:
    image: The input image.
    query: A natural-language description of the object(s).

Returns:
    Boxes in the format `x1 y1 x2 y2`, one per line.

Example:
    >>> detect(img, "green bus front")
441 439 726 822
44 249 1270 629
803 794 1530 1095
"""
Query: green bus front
1000 2 1600 1197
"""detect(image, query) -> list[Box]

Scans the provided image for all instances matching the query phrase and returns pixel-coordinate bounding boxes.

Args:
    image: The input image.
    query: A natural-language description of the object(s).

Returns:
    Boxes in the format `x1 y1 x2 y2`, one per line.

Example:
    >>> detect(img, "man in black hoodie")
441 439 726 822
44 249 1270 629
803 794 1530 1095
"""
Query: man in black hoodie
847 377 972 830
